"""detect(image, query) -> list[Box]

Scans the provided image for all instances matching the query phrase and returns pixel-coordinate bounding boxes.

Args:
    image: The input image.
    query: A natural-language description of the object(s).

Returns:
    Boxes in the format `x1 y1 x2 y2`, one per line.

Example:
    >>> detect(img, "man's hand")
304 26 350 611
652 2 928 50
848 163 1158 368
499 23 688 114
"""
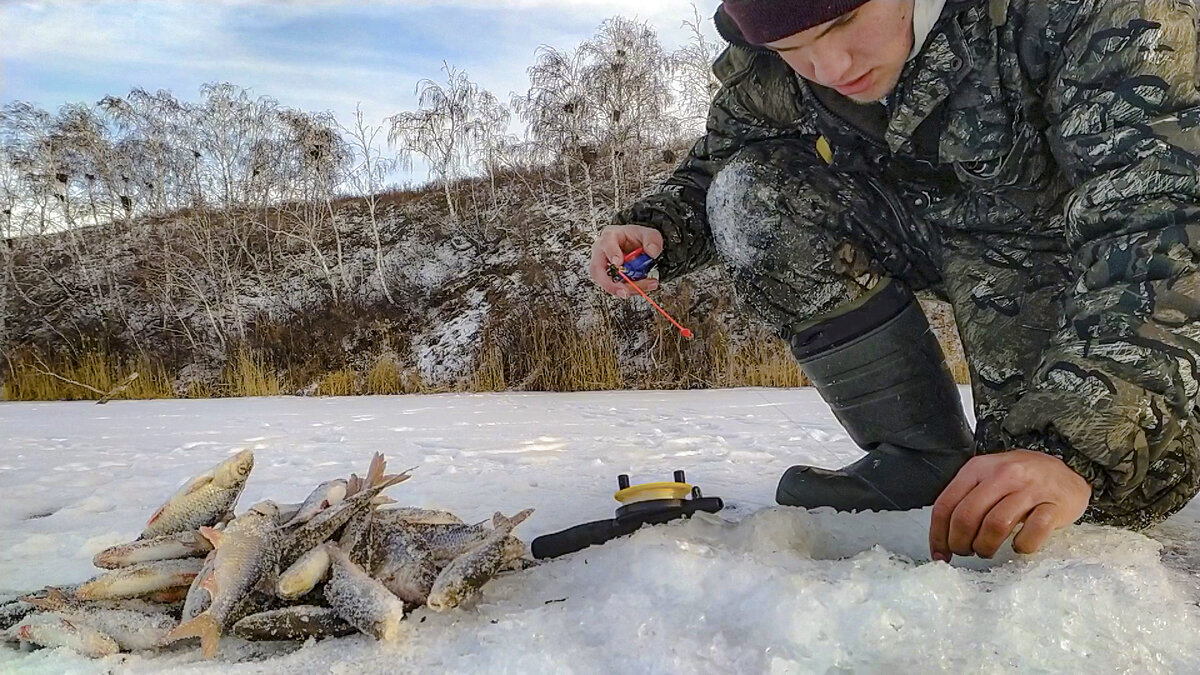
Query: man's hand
928 450 1092 562
588 224 664 299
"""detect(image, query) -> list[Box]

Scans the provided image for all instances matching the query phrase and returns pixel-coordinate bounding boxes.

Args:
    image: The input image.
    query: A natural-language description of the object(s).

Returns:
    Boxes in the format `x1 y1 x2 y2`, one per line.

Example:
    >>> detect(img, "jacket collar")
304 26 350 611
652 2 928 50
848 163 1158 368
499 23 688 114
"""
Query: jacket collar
885 11 977 153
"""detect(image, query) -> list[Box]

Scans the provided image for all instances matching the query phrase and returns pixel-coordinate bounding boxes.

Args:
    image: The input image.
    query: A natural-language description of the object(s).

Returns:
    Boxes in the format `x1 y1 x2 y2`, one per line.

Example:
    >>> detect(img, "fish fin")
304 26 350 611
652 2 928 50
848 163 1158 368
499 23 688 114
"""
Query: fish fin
145 504 167 528
47 587 72 606
199 526 224 548
200 573 218 594
346 474 364 497
370 495 396 507
254 570 278 596
493 508 535 532
181 474 215 496
168 612 221 658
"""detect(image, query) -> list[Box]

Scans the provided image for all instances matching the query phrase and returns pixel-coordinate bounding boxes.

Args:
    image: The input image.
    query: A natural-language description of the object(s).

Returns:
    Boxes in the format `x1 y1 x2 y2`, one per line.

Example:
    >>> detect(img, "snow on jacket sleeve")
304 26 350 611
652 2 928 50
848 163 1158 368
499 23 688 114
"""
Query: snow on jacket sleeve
612 45 818 283
1004 0 1200 526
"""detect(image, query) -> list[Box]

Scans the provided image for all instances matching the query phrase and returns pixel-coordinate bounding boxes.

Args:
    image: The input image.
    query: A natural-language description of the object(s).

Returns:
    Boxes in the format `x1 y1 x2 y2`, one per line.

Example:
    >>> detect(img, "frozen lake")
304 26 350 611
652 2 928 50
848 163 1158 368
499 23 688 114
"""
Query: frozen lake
2 388 1198 672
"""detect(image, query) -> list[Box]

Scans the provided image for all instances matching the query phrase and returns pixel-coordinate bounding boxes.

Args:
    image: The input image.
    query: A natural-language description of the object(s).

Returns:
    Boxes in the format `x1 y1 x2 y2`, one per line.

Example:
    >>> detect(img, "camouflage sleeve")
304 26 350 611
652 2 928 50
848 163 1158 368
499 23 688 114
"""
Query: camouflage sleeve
1004 0 1200 526
612 46 815 283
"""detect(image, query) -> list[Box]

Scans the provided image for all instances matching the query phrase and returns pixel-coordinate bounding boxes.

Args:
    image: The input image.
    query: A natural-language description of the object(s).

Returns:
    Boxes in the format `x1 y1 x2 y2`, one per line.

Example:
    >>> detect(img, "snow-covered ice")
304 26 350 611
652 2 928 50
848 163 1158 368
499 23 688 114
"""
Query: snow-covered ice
2 388 1199 673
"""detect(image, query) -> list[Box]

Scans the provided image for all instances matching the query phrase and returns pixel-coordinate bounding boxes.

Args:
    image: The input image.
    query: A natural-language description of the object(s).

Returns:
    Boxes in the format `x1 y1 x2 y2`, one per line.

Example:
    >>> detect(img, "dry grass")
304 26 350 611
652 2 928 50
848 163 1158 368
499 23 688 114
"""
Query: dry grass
365 359 429 395
316 369 357 397
222 349 281 398
314 367 355 393
469 342 508 392
366 359 403 395
3 307 971 402
470 305 622 392
3 351 173 401
714 333 807 388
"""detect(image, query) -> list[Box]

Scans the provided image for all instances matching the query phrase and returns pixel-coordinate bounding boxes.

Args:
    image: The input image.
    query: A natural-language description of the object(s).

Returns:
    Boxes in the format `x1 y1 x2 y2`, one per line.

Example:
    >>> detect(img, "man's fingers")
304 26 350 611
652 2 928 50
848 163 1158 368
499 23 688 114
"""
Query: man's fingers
929 465 983 561
946 478 1016 557
587 255 627 297
971 493 1034 558
588 225 664 299
601 236 626 267
1012 503 1059 555
631 279 659 293
637 228 664 258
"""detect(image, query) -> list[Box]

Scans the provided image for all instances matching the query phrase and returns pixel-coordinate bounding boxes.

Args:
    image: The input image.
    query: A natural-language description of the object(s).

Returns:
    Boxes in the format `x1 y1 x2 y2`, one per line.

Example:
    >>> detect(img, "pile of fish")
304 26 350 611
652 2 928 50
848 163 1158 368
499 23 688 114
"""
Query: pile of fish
1 450 534 660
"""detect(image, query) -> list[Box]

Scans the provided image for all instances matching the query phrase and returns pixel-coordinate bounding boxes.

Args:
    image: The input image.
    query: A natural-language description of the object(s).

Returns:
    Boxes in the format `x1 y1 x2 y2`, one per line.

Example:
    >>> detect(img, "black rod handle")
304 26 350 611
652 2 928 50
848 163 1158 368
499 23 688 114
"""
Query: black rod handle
531 519 639 560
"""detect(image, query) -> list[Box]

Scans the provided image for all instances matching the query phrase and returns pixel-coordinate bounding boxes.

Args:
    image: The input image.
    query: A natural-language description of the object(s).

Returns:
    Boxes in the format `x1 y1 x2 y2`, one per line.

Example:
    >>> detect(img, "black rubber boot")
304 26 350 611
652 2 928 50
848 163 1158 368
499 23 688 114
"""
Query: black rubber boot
776 278 975 511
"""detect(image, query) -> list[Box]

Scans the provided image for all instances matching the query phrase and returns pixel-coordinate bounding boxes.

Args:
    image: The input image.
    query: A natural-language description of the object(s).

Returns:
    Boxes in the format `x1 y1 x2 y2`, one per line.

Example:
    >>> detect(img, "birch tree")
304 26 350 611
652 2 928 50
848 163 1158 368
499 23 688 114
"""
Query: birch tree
580 17 674 206
672 3 724 131
387 63 485 224
342 104 397 304
512 46 599 221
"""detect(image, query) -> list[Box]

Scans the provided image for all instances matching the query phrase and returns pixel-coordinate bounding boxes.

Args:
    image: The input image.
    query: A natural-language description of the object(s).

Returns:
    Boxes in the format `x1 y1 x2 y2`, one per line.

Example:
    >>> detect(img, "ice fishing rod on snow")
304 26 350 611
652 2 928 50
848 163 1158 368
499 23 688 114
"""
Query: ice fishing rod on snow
530 471 723 560
608 248 694 339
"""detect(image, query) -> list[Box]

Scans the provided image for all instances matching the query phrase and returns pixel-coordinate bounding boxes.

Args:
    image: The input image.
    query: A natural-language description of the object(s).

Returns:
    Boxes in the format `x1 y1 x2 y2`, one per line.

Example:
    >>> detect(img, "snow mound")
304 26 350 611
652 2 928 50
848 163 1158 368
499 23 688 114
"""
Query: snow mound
8 508 1197 673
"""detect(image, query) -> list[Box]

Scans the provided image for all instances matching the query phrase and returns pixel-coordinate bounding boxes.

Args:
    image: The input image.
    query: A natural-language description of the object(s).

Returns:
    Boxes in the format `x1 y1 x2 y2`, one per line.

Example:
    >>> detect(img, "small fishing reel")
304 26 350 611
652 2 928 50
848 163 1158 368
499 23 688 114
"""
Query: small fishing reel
607 247 658 283
530 471 724 560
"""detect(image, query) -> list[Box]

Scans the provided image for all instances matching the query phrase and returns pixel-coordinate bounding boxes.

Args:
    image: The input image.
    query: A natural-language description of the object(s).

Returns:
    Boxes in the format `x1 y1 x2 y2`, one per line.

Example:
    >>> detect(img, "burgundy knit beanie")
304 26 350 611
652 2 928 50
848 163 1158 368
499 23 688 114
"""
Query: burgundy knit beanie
722 0 871 45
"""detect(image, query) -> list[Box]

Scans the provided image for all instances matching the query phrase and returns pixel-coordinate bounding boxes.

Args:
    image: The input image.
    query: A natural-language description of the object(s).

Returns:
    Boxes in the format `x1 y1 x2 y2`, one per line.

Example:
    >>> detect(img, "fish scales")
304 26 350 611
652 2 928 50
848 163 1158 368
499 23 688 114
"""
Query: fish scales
375 507 464 526
427 509 533 611
76 559 204 601
231 606 356 642
141 450 254 539
10 614 120 658
94 530 214 569
167 502 279 659
44 606 176 652
375 529 439 605
282 479 349 528
323 545 406 641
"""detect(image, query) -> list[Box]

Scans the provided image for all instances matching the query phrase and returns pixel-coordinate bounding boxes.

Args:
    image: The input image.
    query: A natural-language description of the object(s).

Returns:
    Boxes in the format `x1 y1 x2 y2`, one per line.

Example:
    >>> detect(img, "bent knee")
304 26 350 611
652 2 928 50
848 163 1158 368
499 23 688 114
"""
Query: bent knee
707 144 842 275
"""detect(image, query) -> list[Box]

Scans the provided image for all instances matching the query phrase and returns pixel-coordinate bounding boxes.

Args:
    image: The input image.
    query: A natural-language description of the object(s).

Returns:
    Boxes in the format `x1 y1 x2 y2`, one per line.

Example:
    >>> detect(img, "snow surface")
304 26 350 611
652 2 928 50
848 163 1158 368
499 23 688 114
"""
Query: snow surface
2 388 1199 673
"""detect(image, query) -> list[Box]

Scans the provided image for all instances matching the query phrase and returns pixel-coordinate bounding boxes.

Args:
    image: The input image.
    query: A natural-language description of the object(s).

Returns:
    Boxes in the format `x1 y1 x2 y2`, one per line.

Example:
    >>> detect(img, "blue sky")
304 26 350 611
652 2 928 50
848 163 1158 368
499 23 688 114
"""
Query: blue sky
2 0 721 172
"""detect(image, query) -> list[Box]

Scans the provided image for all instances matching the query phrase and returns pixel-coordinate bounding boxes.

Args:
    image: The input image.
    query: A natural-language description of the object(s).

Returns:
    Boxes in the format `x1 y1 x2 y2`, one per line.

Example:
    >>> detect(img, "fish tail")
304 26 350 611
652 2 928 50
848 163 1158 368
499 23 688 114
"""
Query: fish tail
168 612 221 658
366 452 386 487
364 453 413 491
27 586 73 610
375 469 413 491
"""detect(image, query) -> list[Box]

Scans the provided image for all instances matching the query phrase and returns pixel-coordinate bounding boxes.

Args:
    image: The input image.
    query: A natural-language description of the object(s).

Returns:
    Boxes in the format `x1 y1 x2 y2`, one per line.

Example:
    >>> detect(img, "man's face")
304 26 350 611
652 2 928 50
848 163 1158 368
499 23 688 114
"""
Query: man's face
764 0 915 103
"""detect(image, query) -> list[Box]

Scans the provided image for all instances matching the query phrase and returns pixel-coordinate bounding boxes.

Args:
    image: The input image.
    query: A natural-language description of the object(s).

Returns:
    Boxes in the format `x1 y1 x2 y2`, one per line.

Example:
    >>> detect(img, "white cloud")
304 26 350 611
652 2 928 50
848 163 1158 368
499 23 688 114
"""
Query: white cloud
2 0 722 185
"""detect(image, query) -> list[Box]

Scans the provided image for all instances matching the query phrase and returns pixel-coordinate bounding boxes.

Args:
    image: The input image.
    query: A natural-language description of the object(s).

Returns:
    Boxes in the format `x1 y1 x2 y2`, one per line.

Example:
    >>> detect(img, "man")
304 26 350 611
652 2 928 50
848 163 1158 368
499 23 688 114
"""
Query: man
588 0 1200 561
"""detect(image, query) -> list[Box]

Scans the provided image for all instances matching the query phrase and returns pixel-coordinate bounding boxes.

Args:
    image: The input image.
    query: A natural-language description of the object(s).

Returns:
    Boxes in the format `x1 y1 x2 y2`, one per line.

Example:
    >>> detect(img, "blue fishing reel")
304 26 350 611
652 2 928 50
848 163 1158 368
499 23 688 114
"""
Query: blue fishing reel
608 248 658 283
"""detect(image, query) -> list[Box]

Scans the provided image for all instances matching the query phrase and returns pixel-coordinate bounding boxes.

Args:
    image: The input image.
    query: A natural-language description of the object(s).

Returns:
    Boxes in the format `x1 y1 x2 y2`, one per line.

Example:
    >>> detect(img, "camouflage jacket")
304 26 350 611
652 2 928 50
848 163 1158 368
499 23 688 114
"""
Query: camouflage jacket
615 0 1200 523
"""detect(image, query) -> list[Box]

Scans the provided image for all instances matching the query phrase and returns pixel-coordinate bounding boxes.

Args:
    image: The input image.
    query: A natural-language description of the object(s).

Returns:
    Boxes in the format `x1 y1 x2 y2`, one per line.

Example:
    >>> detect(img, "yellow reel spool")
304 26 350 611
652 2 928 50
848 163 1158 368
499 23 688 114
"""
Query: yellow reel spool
614 481 693 504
